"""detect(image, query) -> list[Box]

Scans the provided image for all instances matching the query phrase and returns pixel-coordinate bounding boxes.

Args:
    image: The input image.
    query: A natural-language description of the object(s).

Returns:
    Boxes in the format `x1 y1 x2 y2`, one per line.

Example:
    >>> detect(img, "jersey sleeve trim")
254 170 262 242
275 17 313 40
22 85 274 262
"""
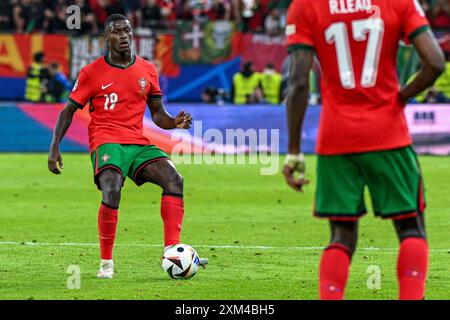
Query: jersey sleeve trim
148 94 163 101
288 44 314 54
68 97 85 109
408 25 430 42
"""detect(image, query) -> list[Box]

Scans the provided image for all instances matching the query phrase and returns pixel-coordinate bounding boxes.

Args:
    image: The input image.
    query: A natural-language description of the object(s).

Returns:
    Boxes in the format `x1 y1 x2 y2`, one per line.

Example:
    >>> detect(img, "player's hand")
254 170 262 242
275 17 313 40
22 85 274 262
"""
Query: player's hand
48 146 63 175
174 110 193 129
283 153 309 192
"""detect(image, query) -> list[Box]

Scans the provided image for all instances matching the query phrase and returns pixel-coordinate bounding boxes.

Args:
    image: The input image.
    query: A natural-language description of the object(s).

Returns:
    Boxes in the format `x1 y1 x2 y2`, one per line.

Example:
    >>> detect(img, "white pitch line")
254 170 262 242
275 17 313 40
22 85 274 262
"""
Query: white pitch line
0 241 449 253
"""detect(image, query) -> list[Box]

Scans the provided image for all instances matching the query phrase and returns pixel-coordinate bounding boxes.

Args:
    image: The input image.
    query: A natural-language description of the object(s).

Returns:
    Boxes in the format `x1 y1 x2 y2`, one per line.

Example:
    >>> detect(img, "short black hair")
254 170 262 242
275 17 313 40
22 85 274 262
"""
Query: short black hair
104 14 129 31
34 52 44 63
49 62 59 70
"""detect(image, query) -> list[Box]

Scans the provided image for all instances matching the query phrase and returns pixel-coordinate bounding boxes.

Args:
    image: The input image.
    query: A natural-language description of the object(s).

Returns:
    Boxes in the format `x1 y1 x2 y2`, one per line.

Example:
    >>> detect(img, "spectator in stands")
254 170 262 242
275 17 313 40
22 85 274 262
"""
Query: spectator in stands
44 62 72 102
124 0 143 28
267 0 291 13
188 0 205 20
232 61 263 104
142 0 163 28
260 63 282 105
235 0 269 32
205 0 232 21
159 0 177 26
420 0 434 21
139 0 176 28
13 0 53 33
264 7 284 36
46 0 69 32
431 0 450 28
89 0 126 28
25 52 49 102
73 0 99 34
0 1 14 31
36 0 97 34
178 0 207 22
178 0 194 20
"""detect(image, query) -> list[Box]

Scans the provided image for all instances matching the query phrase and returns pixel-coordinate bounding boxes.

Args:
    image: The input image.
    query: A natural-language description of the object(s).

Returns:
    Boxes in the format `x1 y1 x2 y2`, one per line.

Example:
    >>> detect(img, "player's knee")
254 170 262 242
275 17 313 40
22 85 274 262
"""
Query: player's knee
330 221 358 256
164 173 184 194
330 224 356 254
101 182 122 207
330 238 356 257
394 216 426 242
396 227 426 242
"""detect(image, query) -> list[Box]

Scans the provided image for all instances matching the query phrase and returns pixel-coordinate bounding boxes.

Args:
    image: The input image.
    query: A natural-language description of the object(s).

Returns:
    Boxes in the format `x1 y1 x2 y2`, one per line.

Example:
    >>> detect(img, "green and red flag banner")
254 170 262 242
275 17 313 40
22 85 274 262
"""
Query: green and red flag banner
173 21 234 64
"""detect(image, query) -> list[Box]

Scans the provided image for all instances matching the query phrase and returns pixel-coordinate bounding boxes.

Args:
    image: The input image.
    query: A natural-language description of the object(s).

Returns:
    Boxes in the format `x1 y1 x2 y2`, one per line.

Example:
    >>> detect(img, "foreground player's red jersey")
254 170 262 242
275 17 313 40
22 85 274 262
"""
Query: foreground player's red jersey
69 54 162 152
286 0 429 155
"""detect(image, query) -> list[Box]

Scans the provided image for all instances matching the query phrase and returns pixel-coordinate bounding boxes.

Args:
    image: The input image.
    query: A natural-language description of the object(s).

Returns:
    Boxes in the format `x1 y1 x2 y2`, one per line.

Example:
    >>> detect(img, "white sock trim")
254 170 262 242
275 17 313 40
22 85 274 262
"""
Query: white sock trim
100 259 113 265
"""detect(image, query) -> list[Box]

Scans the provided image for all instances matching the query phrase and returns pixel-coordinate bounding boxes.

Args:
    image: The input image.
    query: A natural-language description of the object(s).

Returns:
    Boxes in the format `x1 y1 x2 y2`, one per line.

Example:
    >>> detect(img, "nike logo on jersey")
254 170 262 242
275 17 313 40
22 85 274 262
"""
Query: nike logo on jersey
102 83 114 90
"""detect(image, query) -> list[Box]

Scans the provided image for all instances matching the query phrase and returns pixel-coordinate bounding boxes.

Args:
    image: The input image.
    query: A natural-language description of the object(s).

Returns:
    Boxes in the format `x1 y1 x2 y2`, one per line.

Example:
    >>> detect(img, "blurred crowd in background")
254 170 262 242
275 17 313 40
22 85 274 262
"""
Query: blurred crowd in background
1 0 449 104
0 0 291 35
1 0 449 35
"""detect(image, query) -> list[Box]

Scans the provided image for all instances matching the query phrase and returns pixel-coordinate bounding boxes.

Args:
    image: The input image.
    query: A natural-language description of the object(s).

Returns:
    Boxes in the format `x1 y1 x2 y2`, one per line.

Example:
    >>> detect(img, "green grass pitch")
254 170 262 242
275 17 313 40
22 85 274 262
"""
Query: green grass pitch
0 153 449 300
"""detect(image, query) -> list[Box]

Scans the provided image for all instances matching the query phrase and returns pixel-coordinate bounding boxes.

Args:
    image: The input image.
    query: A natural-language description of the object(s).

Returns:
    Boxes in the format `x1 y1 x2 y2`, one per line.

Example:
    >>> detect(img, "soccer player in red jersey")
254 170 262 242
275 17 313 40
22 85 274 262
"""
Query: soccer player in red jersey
283 0 445 299
48 14 207 278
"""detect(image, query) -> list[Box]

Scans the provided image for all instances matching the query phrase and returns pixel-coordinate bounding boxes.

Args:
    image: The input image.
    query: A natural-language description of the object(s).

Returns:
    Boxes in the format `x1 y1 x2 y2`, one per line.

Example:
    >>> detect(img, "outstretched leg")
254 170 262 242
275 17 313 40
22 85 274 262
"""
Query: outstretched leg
137 159 184 247
393 214 428 300
137 158 208 267
96 169 123 278
319 220 358 300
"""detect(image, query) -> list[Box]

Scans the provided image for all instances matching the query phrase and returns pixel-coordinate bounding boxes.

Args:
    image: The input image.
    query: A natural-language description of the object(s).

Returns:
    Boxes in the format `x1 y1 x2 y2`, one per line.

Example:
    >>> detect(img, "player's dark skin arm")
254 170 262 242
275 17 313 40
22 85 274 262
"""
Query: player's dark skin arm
148 98 192 130
283 49 314 191
399 30 445 102
48 102 78 174
286 50 314 154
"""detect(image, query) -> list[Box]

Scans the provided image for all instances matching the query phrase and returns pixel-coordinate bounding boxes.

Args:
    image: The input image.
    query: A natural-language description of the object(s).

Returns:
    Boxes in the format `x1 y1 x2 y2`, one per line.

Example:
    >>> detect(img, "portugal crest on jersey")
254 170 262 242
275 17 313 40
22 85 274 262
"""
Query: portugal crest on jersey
101 154 110 162
138 77 148 96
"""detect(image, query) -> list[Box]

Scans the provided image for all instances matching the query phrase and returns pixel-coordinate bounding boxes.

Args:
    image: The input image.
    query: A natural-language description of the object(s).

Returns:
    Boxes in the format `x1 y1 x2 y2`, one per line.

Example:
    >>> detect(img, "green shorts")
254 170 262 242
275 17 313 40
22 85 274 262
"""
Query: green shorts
91 143 169 189
314 146 426 220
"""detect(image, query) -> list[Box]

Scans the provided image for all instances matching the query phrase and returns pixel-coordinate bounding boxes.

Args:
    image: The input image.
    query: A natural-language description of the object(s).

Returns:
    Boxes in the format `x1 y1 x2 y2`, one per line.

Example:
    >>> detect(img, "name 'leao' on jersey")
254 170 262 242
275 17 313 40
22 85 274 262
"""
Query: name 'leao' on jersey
286 0 429 155
69 54 162 152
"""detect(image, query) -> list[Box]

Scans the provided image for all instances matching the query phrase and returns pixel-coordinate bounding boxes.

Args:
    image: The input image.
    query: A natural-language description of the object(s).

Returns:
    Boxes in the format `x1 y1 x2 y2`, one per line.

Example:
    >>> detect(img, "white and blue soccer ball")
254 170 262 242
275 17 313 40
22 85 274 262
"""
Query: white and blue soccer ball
162 244 200 279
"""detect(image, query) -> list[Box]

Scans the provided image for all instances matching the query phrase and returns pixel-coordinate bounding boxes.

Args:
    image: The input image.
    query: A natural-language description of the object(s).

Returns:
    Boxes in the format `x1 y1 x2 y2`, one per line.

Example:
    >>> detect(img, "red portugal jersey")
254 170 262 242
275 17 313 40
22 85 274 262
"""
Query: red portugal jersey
69 54 162 152
286 0 429 155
